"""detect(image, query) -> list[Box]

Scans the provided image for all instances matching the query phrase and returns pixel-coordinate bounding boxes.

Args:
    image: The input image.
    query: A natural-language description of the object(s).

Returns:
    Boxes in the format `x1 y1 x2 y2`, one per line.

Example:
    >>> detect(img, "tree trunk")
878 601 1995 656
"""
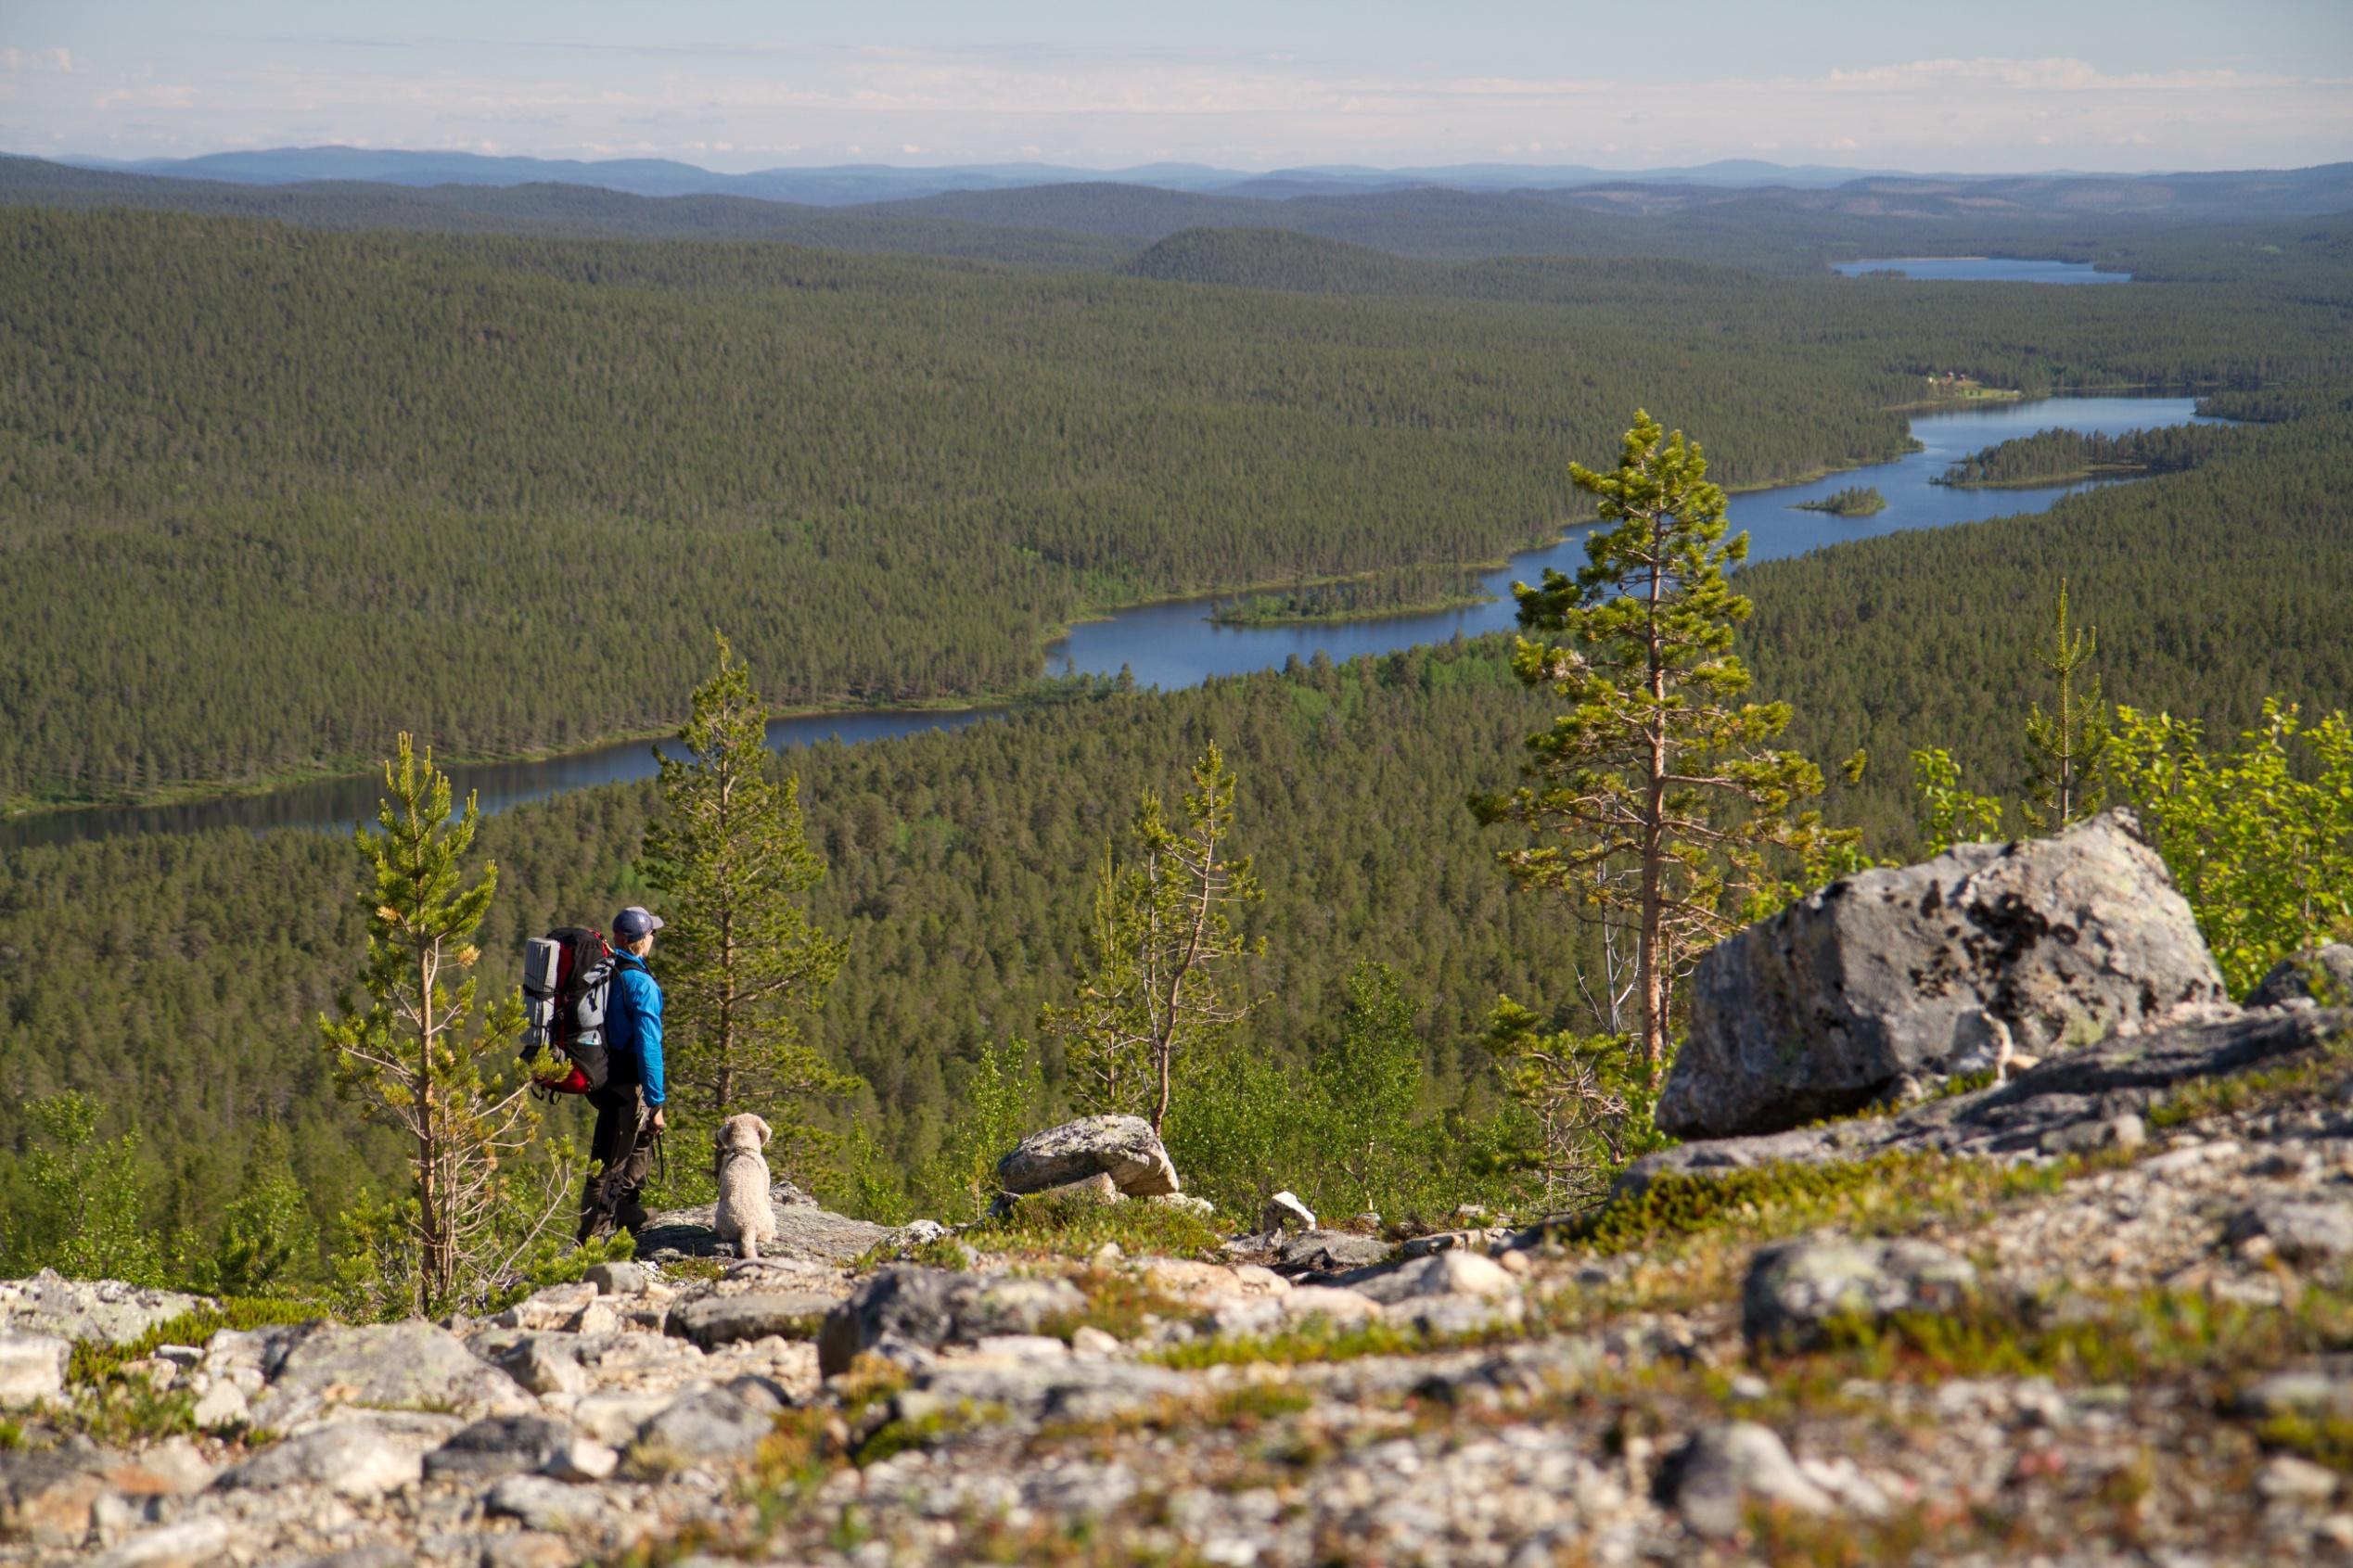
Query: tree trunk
1637 534 1671 1088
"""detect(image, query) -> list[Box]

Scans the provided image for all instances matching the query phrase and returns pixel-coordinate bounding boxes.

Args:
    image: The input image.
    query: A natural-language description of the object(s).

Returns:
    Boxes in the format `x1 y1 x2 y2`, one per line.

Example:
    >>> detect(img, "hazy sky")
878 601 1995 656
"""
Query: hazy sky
6 0 2350 173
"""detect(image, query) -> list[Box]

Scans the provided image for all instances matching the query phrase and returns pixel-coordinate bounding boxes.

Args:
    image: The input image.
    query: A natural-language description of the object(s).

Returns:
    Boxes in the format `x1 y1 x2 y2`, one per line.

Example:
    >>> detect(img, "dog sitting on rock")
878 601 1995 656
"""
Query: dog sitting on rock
711 1113 778 1260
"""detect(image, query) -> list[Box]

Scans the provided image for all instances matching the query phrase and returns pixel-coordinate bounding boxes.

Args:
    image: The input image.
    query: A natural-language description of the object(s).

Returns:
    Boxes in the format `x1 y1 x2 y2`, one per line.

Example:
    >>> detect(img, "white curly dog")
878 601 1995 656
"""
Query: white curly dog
711 1113 778 1260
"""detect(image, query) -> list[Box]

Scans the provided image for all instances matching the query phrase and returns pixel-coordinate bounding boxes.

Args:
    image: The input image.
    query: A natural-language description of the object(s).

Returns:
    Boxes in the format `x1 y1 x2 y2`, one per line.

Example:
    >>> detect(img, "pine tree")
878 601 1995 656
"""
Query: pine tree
319 735 568 1315
1475 411 1828 1086
2021 580 2109 832
642 633 852 1166
1045 743 1264 1133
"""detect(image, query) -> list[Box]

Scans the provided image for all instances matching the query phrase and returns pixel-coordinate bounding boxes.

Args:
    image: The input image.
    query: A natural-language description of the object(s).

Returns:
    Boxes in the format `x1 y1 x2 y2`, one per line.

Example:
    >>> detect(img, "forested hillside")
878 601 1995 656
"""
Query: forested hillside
6 399 2352 1249
5 206 2348 809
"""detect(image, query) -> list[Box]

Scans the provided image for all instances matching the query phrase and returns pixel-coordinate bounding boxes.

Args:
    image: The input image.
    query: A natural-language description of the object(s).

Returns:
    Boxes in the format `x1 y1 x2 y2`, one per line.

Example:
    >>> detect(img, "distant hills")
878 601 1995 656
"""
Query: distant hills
5 151 2347 277
59 146 1925 204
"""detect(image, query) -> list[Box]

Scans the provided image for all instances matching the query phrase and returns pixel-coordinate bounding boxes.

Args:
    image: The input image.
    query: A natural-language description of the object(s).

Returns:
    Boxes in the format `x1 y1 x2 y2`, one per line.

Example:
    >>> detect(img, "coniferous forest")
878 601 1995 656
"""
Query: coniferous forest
3 174 2352 1266
2 206 2348 806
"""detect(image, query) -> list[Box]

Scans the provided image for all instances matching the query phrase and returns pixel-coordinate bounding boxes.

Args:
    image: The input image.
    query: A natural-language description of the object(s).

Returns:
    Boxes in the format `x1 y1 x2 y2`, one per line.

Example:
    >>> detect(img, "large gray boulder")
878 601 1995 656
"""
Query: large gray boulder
996 1115 1180 1198
1742 1236 1977 1350
1660 809 2227 1138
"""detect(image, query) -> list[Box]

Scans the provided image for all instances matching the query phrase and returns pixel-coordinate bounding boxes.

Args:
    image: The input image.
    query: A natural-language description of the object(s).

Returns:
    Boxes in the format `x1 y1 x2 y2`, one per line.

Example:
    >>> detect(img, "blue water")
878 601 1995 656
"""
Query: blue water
1 395 2221 850
1834 257 2129 285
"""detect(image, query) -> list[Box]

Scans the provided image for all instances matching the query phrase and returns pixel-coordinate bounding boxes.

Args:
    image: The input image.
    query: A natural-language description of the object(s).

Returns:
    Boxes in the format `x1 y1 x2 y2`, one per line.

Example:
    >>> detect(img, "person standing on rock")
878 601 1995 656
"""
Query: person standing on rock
580 905 668 1242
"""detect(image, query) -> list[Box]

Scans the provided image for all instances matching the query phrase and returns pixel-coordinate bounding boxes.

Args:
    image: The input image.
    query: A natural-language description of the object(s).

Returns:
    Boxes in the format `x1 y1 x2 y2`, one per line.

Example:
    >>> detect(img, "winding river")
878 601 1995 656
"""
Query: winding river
3 395 2225 852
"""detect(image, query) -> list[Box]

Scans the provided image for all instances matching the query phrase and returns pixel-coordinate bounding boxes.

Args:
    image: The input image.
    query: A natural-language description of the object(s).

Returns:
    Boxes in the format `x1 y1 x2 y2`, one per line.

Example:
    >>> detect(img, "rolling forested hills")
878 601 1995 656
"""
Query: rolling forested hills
4 203 2347 809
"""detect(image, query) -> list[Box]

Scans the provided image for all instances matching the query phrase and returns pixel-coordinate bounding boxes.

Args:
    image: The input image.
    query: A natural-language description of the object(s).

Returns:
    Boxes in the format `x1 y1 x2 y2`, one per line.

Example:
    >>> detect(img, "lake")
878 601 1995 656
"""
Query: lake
1833 257 2129 285
1 395 2222 851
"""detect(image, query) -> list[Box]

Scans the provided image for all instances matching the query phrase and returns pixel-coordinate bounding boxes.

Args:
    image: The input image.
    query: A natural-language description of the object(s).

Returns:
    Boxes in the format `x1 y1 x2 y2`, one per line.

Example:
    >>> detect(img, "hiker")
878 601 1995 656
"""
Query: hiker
579 904 667 1242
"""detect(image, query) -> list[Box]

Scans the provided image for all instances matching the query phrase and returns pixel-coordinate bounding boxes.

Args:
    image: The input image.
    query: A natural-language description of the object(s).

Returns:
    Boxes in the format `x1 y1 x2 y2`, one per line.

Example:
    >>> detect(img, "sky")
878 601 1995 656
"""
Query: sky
4 0 2350 174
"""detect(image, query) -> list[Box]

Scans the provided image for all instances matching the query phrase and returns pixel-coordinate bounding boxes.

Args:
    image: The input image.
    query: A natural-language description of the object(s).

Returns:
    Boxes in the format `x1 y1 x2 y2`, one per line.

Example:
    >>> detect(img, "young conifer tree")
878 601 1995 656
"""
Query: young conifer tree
1045 743 1264 1134
1475 411 1828 1086
319 735 566 1315
643 633 852 1165
2021 580 2109 832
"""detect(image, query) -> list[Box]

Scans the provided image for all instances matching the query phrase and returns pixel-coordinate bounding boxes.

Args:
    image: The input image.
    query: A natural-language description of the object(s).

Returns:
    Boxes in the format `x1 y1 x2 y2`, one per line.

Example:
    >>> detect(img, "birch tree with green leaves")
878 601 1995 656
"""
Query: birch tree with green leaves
643 633 853 1163
319 735 569 1315
1475 411 1834 1087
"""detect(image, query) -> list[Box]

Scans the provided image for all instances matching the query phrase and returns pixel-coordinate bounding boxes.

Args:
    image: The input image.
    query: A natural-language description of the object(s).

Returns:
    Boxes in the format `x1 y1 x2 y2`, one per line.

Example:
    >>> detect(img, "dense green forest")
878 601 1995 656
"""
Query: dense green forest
1934 423 2236 487
5 397 2352 1255
5 205 2349 808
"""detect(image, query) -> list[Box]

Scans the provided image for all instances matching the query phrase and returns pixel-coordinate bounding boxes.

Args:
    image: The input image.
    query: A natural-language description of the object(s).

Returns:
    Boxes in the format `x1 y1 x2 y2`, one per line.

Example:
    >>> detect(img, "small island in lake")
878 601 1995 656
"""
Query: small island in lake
1792 485 1887 516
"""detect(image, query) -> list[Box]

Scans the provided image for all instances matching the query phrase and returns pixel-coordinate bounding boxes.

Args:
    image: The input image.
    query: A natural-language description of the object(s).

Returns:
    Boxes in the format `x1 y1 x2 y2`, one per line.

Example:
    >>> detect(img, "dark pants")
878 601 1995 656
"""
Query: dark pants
578 1082 657 1243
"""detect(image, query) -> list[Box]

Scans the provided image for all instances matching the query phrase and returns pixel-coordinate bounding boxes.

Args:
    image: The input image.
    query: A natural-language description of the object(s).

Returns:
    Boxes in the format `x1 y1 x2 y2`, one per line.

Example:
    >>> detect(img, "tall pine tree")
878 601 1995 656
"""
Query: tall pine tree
643 633 852 1168
1476 411 1829 1086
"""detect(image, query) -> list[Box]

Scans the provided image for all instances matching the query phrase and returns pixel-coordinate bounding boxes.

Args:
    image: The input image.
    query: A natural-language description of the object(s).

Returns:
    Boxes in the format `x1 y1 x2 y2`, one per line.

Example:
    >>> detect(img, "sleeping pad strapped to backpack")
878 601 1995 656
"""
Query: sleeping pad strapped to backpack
520 926 615 1095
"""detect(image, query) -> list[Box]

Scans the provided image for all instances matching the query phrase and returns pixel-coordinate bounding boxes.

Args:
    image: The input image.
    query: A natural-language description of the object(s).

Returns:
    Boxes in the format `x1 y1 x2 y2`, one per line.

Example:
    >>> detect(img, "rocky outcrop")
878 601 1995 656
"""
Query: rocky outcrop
635 1196 894 1264
1619 1003 2346 1196
247 1319 540 1429
1661 810 2230 1138
0 1273 209 1347
995 1115 1181 1198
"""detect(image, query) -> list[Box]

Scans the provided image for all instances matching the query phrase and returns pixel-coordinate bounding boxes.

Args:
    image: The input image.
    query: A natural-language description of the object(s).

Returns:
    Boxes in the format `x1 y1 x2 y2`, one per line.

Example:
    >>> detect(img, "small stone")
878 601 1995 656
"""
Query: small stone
495 1281 598 1331
541 1436 620 1484
486 1332 586 1397
1151 1193 1216 1217
1669 1421 1836 1539
2041 1112 2147 1155
2257 1452 2341 1503
189 1379 249 1429
2235 1372 2353 1421
0 1333 68 1408
584 1260 649 1296
568 1299 620 1335
1069 1326 1122 1357
1261 1192 1318 1232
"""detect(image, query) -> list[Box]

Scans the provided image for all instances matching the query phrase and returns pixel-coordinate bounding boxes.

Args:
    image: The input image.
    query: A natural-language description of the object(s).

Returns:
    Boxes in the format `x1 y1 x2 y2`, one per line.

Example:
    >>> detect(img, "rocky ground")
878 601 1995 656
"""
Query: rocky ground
6 1003 2353 1566
9 818 2353 1566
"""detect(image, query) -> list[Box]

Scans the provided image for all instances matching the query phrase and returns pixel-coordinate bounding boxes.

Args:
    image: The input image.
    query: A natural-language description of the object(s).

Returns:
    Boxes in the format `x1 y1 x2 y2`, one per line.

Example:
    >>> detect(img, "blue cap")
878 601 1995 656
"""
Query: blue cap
614 906 666 940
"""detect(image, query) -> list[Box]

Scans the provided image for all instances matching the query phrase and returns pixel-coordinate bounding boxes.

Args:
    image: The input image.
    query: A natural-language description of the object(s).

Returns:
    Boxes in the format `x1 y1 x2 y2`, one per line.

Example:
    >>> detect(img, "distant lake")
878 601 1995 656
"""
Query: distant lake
1834 257 2129 285
2 395 2221 851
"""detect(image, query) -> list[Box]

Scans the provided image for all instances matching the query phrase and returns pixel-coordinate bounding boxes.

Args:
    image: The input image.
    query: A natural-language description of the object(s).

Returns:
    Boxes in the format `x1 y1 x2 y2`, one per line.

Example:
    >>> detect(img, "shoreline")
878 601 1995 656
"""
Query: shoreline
6 389 2214 829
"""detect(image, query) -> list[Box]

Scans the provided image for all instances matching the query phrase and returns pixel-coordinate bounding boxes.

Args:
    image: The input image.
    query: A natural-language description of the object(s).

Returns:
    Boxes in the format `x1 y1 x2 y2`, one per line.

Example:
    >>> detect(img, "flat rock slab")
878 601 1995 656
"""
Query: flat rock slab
1663 809 2227 1138
1278 1230 1396 1275
1616 1005 2349 1200
996 1115 1181 1198
0 1332 67 1408
0 1271 211 1347
667 1291 838 1349
818 1267 1088 1376
249 1319 539 1428
638 1199 892 1265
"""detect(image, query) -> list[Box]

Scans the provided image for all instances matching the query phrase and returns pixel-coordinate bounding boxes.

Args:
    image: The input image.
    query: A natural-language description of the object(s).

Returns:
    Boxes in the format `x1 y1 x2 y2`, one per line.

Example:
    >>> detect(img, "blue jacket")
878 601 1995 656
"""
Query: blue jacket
607 951 665 1107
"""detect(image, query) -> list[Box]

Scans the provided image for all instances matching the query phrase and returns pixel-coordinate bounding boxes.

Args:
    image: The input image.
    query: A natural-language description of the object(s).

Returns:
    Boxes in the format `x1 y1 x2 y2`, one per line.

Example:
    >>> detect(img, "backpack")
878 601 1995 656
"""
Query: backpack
519 926 615 1095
